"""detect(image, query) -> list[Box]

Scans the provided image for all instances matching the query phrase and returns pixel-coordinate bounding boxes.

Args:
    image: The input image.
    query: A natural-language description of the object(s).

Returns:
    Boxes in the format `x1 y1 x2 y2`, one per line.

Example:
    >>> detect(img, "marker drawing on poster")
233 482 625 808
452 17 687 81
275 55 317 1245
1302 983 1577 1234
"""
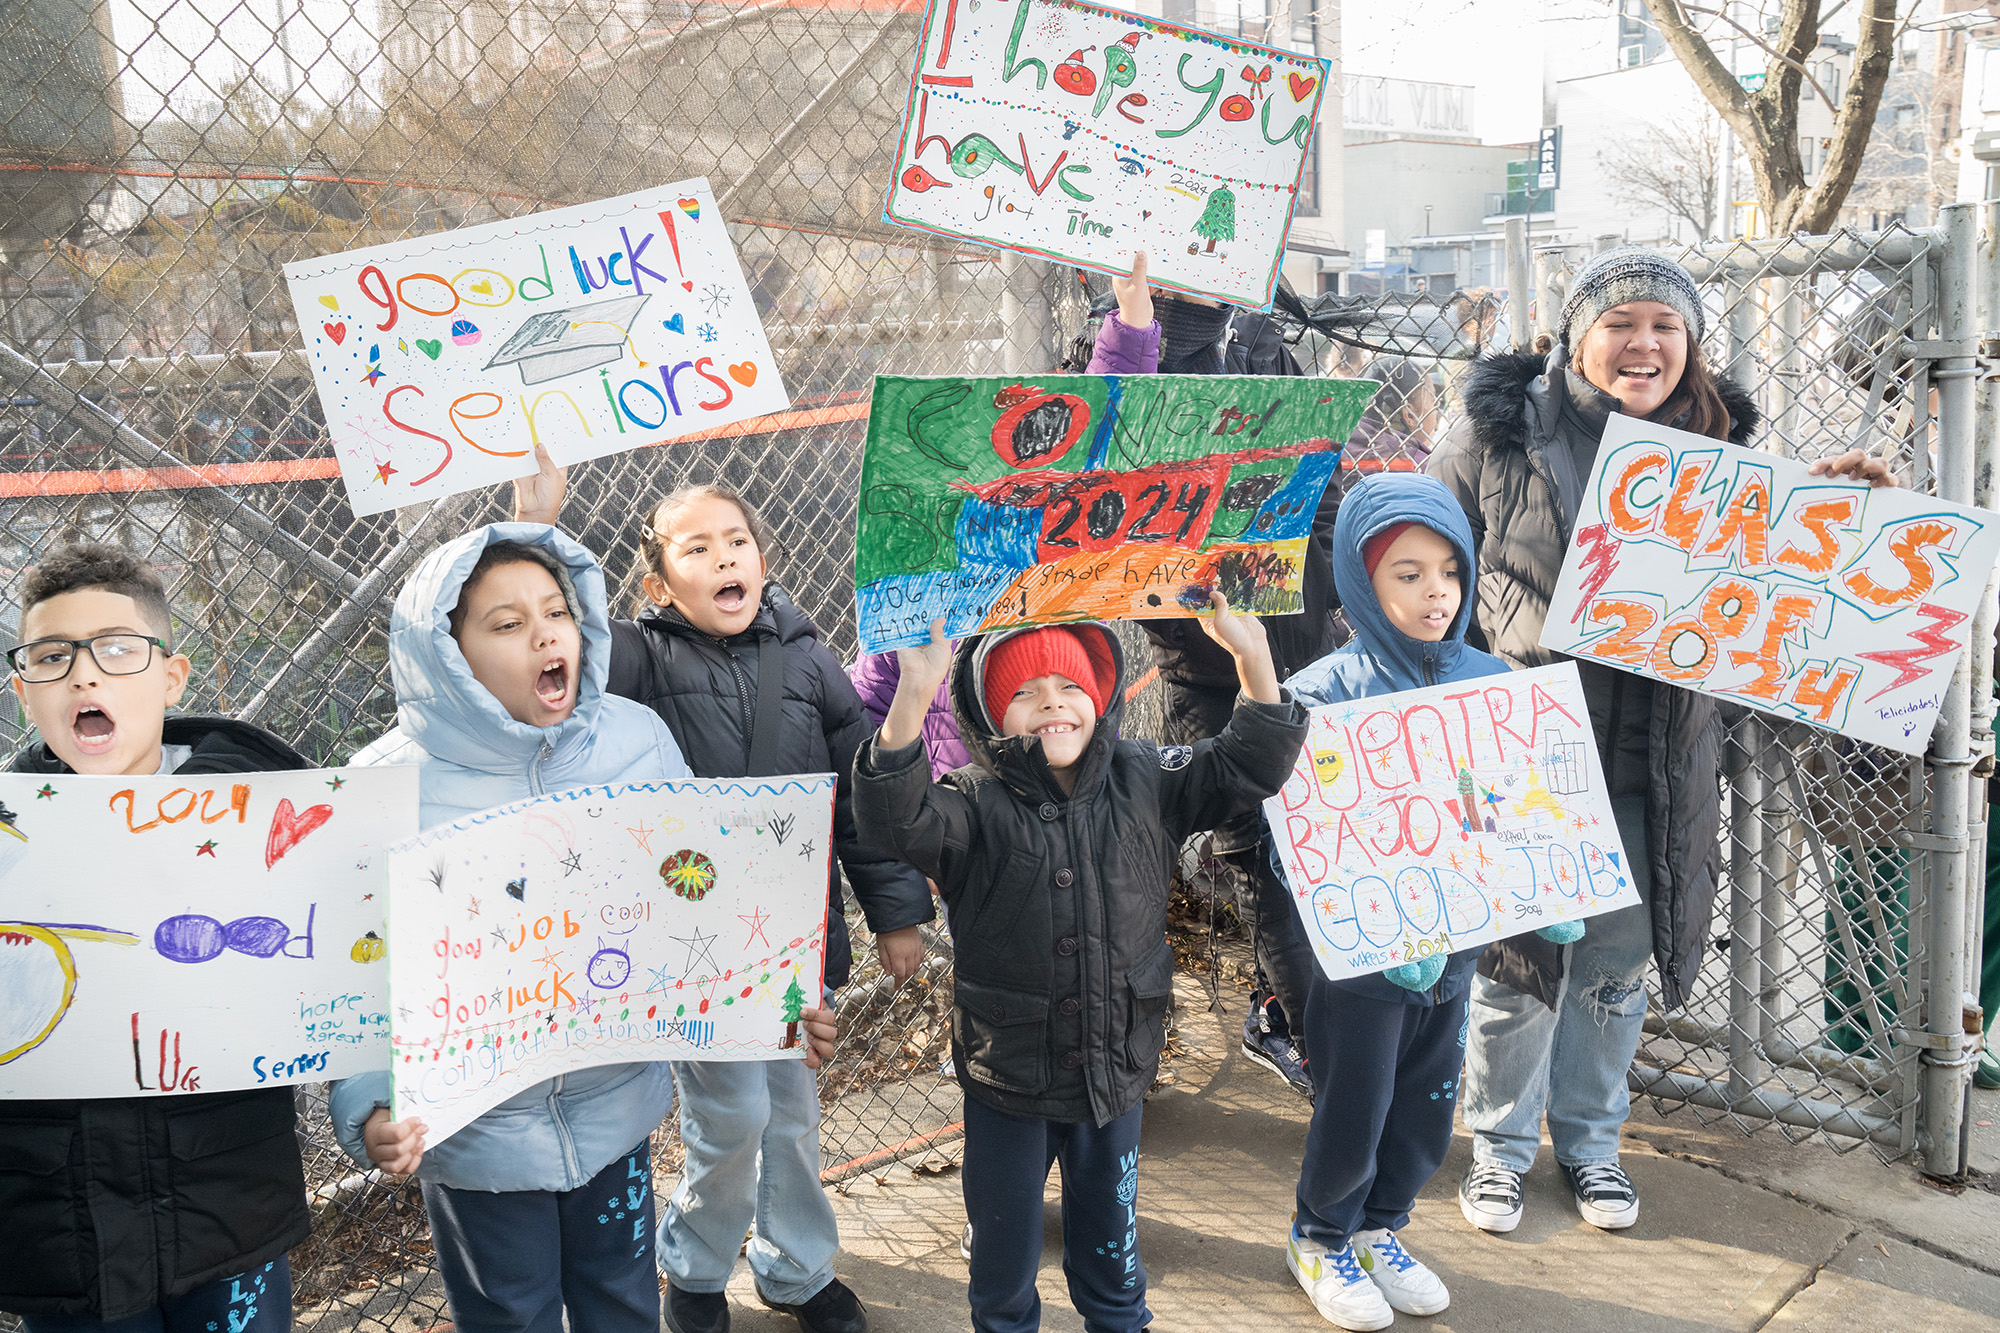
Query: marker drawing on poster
1264 663 1640 982
388 777 834 1145
883 0 1329 308
0 768 414 1098
1541 415 2000 755
284 179 789 517
854 373 1372 653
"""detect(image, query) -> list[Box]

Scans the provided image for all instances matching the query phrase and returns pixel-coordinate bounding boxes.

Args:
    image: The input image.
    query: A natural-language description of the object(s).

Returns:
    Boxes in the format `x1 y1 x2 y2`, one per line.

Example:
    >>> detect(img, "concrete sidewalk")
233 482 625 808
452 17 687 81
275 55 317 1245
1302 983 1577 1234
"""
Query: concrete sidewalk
729 973 2000 1332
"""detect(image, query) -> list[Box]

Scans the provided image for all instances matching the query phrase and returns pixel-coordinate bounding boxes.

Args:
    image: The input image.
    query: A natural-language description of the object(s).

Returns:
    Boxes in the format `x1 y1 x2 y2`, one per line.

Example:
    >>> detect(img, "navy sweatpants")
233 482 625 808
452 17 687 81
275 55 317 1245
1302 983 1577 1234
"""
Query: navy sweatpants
24 1260 289 1333
1296 978 1470 1248
961 1097 1150 1333
420 1139 659 1333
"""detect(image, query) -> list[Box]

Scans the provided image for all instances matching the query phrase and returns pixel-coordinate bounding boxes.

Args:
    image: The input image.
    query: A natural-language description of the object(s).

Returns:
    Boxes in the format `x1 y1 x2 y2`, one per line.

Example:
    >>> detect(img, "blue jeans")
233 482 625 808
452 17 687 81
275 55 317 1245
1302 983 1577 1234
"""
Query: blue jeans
422 1140 658 1333
960 1097 1149 1333
25 1262 289 1333
657 1057 836 1305
1461 798 1654 1172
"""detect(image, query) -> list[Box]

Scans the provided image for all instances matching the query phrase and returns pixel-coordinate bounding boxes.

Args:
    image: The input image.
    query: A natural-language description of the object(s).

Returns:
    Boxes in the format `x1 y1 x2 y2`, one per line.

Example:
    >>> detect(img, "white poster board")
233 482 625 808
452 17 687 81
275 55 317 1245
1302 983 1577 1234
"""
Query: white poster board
283 179 790 516
1264 663 1640 981
882 0 1329 308
387 778 834 1145
0 768 413 1097
1542 415 2000 754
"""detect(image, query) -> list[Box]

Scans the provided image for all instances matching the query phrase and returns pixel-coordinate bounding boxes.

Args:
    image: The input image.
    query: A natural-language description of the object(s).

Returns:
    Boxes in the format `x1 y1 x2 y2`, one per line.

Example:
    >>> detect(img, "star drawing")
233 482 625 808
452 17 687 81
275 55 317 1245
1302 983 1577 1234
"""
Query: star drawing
738 905 771 949
798 839 815 859
561 849 584 876
627 824 655 853
535 947 563 969
35 784 55 799
195 840 217 857
489 925 510 949
374 460 397 485
466 895 482 919
326 775 346 791
672 928 721 976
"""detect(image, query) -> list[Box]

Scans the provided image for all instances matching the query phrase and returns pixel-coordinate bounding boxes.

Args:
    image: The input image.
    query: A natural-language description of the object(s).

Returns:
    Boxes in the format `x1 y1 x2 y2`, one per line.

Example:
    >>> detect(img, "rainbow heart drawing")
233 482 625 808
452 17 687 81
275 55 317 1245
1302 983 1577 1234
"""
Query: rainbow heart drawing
677 198 700 222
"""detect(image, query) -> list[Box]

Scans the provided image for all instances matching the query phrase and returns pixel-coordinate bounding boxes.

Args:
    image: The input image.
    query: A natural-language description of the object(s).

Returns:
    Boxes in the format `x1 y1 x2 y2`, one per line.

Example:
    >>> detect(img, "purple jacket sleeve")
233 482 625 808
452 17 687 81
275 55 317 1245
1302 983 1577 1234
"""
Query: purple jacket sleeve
848 650 901 727
1086 310 1161 375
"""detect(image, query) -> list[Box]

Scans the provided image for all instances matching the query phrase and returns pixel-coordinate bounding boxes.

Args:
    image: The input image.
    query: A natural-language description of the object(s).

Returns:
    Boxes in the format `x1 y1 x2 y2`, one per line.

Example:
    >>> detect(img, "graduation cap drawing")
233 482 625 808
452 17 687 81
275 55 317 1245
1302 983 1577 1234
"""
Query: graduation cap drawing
483 293 651 385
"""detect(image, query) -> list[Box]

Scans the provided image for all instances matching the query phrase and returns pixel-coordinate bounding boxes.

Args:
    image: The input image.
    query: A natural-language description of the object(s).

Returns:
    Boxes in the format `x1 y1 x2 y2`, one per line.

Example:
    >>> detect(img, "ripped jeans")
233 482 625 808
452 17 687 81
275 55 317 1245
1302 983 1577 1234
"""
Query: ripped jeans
1461 798 1653 1172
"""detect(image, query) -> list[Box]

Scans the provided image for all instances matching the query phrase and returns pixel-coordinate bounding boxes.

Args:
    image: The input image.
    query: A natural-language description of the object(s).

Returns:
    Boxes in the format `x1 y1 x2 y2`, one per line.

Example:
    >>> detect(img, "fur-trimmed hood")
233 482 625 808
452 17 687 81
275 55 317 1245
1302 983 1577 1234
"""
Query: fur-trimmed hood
1457 348 1761 454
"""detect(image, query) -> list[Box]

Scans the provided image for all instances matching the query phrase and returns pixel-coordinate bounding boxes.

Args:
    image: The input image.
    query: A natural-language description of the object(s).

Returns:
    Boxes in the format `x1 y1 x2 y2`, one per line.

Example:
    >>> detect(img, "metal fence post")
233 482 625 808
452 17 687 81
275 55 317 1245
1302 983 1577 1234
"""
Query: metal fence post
1971 201 2000 1069
1505 217 1531 352
1921 203 1981 1177
1728 722 1768 1101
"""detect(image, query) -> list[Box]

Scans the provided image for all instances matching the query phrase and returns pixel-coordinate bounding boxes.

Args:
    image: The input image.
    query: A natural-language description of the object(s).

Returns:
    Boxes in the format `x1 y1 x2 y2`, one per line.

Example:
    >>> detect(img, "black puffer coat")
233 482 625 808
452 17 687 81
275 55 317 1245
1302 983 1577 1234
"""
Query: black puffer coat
1 717 311 1320
852 626 1307 1125
1427 350 1760 1011
606 585 933 989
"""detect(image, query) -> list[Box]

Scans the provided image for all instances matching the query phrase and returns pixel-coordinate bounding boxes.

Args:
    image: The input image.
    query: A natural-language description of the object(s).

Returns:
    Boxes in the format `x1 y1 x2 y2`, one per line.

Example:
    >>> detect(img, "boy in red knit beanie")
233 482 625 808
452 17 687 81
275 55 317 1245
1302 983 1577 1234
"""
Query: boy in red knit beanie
853 600 1305 1333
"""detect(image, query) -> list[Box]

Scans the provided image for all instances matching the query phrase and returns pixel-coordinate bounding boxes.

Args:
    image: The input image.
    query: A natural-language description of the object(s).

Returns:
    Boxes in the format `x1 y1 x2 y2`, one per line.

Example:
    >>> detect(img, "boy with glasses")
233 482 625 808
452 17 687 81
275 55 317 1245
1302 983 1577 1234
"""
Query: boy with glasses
1 544 312 1333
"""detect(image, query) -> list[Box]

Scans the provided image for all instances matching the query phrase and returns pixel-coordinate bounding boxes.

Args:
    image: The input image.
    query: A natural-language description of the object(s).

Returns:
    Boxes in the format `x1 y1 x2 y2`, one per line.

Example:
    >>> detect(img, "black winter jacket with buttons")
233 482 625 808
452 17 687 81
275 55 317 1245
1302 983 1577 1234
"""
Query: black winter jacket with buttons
605 585 934 989
852 626 1307 1125
1 716 311 1321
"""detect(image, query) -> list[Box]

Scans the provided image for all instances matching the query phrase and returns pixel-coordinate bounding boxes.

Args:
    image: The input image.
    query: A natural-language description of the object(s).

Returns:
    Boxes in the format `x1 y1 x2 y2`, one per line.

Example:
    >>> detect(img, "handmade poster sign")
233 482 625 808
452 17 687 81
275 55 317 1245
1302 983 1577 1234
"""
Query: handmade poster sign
283 179 789 517
0 767 415 1098
1264 663 1639 982
387 777 834 1145
854 372 1373 653
883 0 1329 308
1541 415 2000 755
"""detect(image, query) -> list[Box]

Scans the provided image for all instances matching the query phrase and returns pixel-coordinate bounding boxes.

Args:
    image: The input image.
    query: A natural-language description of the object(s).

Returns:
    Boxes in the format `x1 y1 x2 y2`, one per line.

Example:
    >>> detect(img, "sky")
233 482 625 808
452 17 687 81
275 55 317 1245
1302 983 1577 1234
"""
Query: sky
1344 0 1578 144
104 0 1561 142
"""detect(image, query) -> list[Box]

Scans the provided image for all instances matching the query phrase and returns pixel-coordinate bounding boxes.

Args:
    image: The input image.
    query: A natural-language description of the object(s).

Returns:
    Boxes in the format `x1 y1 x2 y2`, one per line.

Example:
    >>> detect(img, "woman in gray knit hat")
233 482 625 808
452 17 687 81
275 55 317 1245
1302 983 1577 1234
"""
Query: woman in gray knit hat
1425 246 1894 1242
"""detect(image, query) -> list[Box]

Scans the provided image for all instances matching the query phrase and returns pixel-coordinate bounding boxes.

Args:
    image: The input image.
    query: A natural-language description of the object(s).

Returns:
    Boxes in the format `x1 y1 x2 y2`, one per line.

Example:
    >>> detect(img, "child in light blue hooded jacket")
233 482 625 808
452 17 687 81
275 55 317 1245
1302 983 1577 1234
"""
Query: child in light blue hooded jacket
327 524 832 1333
1276 476 1582 1333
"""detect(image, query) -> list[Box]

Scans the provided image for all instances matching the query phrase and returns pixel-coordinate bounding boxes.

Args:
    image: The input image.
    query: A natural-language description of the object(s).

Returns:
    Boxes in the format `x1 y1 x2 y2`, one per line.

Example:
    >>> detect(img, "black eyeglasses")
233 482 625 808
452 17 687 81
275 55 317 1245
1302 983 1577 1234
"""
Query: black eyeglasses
6 634 171 683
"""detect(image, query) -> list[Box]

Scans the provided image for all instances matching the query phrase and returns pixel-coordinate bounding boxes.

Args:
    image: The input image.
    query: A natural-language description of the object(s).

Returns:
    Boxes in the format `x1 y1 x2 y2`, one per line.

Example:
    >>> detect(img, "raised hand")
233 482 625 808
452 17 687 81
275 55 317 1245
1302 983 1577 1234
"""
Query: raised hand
1198 591 1280 704
1111 250 1154 330
512 443 569 524
881 620 952 750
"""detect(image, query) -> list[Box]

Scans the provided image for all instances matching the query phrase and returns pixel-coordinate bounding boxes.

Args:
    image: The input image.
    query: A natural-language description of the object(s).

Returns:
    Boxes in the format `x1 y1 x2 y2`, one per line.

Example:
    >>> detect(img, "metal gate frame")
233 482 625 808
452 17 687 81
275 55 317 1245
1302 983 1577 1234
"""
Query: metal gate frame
1517 207 1993 1175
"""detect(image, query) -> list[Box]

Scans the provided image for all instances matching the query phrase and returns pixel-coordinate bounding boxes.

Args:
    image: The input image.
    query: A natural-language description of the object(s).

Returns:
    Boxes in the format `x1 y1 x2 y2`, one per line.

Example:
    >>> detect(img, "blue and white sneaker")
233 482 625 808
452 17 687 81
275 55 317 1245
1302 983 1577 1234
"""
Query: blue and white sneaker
1353 1227 1451 1316
1286 1216 1393 1330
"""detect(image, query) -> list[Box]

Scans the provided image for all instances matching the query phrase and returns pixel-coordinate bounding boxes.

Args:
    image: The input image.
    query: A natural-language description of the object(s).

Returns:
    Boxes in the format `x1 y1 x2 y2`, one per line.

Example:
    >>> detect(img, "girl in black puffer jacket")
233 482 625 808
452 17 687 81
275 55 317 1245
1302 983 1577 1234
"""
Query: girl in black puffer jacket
605 484 933 1333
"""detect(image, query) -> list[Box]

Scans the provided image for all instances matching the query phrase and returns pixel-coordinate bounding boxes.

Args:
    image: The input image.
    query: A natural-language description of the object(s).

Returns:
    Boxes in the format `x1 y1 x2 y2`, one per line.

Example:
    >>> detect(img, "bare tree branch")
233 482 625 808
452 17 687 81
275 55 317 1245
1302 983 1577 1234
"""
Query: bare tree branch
1597 108 1725 241
1800 0 1900 231
1678 2 1838 105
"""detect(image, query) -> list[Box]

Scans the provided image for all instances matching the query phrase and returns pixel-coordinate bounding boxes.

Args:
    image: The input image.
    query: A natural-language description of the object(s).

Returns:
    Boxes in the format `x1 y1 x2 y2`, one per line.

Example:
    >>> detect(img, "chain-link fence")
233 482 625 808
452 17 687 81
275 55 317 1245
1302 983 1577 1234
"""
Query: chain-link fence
0 1 1993 1330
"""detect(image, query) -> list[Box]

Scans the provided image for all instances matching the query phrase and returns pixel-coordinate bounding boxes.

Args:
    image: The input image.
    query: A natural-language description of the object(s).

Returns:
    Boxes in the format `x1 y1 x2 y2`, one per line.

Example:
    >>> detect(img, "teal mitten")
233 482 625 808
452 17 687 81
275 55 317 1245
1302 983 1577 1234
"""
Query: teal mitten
1382 953 1449 992
1536 920 1587 944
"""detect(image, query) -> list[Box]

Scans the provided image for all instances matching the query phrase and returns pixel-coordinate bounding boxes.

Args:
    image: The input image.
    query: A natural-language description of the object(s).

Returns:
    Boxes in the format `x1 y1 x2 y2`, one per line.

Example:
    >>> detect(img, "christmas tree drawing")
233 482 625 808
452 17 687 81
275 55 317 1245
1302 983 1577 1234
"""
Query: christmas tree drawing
1190 187 1236 253
781 971 806 1049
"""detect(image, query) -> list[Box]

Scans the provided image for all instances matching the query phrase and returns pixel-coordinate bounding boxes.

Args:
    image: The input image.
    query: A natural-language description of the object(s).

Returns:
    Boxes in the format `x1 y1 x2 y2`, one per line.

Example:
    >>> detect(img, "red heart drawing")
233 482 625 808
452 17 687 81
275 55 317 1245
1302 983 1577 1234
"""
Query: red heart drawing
728 361 758 386
265 797 335 869
322 321 346 344
1288 72 1318 102
681 280 694 291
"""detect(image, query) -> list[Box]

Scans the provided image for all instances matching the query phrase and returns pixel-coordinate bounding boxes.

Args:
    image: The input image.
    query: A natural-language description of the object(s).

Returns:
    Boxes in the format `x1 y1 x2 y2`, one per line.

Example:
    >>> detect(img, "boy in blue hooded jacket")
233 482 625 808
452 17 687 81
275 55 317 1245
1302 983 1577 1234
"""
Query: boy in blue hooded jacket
327 524 835 1333
1277 475 1580 1332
